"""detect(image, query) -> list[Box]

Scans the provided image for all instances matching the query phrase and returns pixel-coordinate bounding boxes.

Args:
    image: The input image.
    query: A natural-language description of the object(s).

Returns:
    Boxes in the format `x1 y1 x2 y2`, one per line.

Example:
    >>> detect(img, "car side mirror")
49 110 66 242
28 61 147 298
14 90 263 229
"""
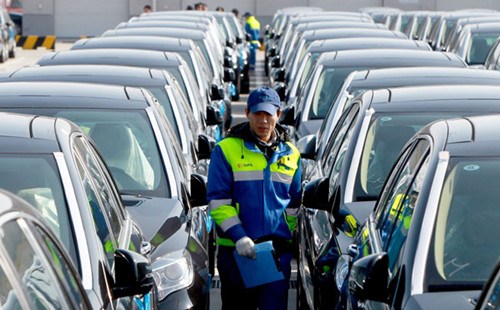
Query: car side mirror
272 68 285 82
245 33 251 41
349 253 389 302
224 56 235 68
223 68 236 82
271 56 281 68
297 134 316 160
273 82 286 101
197 134 215 160
210 84 224 101
113 249 154 298
265 24 270 36
268 46 277 57
190 173 208 207
280 105 295 126
206 105 223 126
302 176 330 211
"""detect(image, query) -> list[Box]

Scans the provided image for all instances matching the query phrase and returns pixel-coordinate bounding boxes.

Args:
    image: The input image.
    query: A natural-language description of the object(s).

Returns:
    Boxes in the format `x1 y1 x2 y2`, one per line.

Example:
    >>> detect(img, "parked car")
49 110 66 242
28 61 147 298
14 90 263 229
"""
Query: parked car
312 66 500 182
279 37 431 104
36 48 226 141
280 49 466 143
338 114 500 308
0 112 154 308
0 82 212 309
0 64 215 176
71 35 216 113
297 85 500 310
448 22 500 65
0 188 94 309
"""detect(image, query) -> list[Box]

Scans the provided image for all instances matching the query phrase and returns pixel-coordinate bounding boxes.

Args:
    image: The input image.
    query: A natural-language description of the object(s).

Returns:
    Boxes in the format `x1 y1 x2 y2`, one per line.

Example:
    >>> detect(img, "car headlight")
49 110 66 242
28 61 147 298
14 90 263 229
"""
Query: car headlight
335 255 350 291
151 250 194 301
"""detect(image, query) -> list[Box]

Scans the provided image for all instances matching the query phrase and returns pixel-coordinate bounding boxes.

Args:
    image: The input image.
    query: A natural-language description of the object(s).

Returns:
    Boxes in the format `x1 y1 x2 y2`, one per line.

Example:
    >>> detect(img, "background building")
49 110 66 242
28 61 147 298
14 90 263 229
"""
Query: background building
19 0 500 38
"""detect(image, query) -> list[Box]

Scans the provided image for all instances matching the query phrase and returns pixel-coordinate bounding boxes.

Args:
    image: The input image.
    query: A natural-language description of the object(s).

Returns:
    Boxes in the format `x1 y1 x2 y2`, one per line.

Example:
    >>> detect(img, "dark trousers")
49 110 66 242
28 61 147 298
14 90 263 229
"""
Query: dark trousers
217 246 293 310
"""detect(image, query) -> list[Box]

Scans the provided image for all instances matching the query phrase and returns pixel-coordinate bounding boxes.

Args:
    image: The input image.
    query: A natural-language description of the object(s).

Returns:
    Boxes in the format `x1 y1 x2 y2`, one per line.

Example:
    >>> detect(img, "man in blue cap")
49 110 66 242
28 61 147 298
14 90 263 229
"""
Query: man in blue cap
207 86 302 309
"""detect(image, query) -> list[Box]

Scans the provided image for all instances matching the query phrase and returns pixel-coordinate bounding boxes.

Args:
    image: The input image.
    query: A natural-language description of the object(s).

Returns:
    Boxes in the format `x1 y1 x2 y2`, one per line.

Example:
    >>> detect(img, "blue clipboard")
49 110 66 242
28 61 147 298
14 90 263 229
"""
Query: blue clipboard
233 241 284 288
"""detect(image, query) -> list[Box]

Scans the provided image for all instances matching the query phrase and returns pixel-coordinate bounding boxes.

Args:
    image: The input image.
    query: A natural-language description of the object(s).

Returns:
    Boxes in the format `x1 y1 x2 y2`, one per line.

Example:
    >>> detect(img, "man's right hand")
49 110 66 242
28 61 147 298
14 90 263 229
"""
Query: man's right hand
235 236 256 259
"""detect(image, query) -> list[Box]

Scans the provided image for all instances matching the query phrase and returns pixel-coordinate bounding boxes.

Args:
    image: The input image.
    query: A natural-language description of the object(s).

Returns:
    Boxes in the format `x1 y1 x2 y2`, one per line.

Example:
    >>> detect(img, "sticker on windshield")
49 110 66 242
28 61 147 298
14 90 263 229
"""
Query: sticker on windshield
463 165 480 171
381 116 392 122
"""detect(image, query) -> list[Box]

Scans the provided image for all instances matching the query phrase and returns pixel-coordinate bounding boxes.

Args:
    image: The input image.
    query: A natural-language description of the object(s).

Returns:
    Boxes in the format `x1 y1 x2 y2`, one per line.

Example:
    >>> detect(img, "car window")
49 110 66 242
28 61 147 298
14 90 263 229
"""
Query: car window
73 140 116 267
0 259 22 308
322 104 359 195
2 219 67 309
434 157 500 282
56 109 169 197
34 224 88 309
467 32 500 65
0 155 77 264
375 139 430 270
309 67 360 120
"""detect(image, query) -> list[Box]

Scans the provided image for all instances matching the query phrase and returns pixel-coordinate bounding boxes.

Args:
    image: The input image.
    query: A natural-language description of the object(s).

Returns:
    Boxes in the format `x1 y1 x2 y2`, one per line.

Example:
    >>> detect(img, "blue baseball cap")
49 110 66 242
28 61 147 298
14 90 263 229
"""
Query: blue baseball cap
247 86 281 115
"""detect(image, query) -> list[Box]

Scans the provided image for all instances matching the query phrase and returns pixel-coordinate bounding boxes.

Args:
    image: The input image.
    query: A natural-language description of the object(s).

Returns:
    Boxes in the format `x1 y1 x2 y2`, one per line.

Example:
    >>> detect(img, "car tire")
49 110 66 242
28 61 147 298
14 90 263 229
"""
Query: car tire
0 49 5 63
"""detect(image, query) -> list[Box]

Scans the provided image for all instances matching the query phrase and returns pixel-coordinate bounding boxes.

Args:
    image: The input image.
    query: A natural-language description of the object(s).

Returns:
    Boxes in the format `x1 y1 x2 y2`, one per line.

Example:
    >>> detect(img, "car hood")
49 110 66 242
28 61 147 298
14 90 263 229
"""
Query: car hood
122 195 189 258
404 290 479 309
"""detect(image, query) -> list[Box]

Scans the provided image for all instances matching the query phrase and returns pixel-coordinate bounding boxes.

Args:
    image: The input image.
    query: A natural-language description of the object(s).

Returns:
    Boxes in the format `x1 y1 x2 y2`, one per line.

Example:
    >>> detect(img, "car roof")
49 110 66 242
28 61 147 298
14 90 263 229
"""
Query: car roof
296 21 383 32
4 65 170 87
37 49 182 68
465 21 500 32
102 27 207 40
72 36 194 51
318 49 465 67
422 114 500 156
350 66 500 85
0 81 149 109
302 28 406 40
308 37 430 52
0 112 74 153
365 84 500 112
117 20 209 31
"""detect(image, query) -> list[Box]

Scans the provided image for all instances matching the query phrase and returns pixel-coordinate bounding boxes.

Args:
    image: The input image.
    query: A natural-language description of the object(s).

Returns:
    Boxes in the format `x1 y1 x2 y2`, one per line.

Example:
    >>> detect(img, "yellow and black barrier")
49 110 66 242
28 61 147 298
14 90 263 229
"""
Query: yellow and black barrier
15 35 56 50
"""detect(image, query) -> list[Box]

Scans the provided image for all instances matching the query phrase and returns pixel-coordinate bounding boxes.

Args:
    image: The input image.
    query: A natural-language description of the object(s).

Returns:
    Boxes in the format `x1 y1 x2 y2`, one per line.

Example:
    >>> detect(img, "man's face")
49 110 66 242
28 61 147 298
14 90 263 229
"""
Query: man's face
246 108 282 142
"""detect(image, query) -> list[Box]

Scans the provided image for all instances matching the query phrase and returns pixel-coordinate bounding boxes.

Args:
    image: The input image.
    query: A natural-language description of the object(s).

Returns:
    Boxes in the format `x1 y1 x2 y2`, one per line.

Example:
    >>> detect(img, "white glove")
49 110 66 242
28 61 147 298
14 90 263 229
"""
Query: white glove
235 236 256 259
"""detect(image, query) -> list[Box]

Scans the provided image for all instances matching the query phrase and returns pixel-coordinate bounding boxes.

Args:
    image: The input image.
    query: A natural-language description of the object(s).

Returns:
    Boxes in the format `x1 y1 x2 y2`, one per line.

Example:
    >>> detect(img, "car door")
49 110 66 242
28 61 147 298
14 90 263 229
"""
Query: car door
353 138 431 309
72 134 147 309
0 215 91 309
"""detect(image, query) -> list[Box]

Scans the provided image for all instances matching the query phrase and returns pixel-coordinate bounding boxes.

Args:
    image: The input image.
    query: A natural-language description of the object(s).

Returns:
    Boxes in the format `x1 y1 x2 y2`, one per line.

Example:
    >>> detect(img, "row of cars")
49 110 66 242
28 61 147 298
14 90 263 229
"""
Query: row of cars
263 6 500 310
0 9 250 310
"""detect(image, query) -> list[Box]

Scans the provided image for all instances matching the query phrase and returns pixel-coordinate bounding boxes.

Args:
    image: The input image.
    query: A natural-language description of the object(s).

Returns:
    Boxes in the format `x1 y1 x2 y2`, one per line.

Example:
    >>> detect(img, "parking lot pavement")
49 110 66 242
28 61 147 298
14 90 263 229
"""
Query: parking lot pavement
210 50 298 310
0 41 73 72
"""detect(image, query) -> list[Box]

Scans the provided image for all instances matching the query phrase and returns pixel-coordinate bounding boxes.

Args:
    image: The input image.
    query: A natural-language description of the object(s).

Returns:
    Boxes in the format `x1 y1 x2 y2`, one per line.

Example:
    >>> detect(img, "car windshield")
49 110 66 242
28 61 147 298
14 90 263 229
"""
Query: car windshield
0 155 77 265
356 113 460 200
56 110 170 197
309 67 363 120
430 157 500 287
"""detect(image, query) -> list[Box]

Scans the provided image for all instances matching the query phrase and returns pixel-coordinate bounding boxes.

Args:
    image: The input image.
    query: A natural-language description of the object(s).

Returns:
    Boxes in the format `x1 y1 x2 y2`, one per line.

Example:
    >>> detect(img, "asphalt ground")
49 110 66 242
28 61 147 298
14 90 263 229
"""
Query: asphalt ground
209 50 298 310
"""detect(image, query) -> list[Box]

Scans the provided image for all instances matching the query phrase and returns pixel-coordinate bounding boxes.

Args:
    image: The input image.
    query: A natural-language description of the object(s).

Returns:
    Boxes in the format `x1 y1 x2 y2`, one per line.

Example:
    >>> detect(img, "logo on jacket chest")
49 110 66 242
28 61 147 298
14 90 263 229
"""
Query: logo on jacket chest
237 162 254 168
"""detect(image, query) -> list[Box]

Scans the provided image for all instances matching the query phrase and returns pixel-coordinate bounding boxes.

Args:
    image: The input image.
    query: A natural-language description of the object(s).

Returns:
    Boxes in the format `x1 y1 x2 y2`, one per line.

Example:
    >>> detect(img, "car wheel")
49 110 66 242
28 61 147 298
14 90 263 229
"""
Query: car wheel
240 78 250 94
0 49 5 63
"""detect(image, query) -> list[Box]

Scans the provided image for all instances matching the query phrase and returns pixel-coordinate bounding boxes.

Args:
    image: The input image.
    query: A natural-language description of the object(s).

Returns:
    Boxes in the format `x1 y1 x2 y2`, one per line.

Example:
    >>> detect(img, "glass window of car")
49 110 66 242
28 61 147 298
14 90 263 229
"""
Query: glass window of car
356 113 459 201
467 32 500 65
56 109 169 197
321 104 359 196
146 87 180 140
0 258 22 308
309 67 363 120
73 145 116 266
0 155 77 263
375 139 430 270
433 157 500 283
2 219 67 309
34 224 88 309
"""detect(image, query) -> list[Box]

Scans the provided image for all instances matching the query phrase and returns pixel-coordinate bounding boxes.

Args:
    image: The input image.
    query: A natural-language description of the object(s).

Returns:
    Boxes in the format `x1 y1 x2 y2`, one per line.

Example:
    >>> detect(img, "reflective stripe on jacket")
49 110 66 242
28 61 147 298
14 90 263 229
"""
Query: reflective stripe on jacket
207 136 301 246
